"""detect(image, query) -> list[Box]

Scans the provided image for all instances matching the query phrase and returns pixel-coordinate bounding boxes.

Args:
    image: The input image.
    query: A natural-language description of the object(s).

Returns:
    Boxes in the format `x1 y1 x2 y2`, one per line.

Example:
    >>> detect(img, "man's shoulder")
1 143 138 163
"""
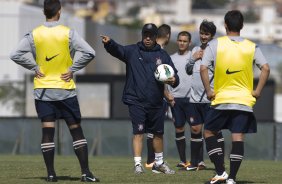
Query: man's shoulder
206 38 218 50
209 38 218 45
124 43 139 51
191 46 201 52
170 52 178 57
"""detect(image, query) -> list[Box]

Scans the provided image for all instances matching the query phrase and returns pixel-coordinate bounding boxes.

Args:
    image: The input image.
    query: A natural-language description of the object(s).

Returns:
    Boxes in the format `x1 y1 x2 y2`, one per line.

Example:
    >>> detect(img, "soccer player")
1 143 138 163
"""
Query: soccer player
146 23 172 169
101 23 179 175
200 10 270 184
165 31 193 169
10 0 99 182
185 20 224 171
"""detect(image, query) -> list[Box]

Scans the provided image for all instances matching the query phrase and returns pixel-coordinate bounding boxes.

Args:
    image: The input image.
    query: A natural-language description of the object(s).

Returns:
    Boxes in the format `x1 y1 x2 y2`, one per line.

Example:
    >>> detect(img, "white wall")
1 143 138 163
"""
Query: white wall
0 1 23 81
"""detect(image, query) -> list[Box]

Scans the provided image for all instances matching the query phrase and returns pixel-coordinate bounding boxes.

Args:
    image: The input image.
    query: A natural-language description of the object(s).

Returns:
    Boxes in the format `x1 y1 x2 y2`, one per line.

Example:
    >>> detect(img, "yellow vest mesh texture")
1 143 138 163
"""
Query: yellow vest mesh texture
32 25 75 89
213 36 256 107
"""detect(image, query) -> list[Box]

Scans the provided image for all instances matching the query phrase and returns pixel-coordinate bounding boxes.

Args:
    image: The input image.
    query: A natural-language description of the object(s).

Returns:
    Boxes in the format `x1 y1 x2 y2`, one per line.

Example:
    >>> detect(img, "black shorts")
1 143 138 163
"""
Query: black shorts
204 108 257 133
170 98 191 128
35 96 81 125
128 102 167 135
188 103 210 126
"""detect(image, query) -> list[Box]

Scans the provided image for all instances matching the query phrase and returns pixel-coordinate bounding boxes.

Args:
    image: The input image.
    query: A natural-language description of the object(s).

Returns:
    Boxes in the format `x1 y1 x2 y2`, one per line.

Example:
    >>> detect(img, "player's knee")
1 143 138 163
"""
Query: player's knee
133 134 144 139
191 124 202 134
65 116 81 127
41 114 56 123
153 134 163 140
175 126 185 133
204 129 216 138
69 123 81 130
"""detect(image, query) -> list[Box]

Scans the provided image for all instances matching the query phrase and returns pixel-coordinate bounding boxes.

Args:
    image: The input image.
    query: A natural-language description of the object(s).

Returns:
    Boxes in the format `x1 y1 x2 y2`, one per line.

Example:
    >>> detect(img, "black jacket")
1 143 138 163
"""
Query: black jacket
104 40 179 108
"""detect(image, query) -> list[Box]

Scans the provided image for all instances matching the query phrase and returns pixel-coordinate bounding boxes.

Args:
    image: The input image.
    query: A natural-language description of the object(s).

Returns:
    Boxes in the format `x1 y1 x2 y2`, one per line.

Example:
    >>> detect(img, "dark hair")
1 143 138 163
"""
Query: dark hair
157 24 171 39
44 0 61 19
200 20 216 37
177 31 191 41
224 10 244 32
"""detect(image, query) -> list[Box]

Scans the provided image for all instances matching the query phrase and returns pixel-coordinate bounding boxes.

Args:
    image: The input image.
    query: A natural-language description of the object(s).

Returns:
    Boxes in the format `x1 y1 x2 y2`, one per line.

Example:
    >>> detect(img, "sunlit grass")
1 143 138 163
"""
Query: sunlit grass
0 155 281 184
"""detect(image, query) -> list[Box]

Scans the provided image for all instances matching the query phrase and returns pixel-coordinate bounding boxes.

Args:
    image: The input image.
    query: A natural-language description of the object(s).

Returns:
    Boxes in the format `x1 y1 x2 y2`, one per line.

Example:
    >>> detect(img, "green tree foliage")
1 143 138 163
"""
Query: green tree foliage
243 9 259 22
0 82 25 115
127 5 141 17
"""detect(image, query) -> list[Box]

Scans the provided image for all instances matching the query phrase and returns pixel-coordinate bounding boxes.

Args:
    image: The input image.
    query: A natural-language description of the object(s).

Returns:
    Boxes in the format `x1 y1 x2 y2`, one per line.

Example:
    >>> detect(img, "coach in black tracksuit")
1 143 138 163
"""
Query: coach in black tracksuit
101 23 179 174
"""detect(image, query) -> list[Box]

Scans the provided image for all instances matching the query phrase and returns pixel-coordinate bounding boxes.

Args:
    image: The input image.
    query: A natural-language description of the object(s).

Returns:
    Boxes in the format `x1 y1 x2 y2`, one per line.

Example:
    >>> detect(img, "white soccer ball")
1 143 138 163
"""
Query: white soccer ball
154 64 175 82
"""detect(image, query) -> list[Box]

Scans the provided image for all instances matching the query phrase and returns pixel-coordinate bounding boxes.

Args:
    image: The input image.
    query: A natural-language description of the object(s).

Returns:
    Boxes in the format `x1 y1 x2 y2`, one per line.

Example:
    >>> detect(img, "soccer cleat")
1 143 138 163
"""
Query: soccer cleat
226 179 236 184
186 163 198 171
206 171 228 184
152 162 175 174
81 172 100 182
134 164 145 174
176 161 190 168
197 161 207 170
145 162 154 168
46 175 57 182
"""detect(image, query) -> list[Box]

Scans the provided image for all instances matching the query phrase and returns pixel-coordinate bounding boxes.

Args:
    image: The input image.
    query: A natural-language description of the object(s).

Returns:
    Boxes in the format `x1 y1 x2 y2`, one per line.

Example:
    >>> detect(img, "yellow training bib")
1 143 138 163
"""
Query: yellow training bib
32 25 75 89
212 36 256 107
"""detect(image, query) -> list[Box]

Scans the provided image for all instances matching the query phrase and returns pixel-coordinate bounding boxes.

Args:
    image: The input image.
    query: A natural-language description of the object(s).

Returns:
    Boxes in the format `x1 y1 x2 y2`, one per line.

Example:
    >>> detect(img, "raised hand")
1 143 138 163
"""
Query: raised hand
100 35 110 44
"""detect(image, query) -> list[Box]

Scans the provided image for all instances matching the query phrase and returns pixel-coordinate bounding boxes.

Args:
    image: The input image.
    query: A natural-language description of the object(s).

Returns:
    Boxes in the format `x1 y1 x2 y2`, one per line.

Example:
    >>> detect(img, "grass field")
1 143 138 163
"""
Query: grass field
1 155 282 184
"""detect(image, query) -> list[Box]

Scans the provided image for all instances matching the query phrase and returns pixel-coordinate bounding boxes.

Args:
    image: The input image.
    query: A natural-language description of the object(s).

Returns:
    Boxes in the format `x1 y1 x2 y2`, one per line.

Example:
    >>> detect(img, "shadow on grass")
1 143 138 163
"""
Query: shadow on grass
176 167 215 172
21 176 81 181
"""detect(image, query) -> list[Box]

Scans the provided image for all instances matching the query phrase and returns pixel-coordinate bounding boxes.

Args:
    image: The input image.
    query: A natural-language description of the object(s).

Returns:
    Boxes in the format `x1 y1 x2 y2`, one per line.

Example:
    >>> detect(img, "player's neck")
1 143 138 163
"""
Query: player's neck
157 39 167 48
227 31 240 36
46 17 59 22
178 50 188 55
46 14 60 22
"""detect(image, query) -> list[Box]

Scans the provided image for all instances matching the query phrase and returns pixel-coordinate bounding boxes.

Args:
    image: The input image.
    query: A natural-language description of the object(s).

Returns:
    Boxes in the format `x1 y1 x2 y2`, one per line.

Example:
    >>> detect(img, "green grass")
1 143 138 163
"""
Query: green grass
0 155 281 184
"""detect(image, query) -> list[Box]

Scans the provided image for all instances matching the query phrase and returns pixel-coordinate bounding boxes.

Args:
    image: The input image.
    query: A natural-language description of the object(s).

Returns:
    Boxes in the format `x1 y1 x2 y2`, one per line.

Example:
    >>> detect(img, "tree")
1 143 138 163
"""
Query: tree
0 82 25 115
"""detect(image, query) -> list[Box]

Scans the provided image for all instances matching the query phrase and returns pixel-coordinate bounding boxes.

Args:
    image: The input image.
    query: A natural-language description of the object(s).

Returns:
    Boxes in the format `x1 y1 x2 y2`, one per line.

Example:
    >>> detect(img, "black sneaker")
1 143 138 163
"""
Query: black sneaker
186 163 198 171
46 175 57 182
176 161 190 168
81 172 100 182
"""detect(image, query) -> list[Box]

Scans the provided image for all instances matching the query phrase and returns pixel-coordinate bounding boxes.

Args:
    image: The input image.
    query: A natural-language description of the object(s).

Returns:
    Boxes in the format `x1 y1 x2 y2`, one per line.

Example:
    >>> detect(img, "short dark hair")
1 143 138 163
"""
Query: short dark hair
44 0 61 19
224 10 244 32
157 24 171 39
200 20 216 37
177 31 191 41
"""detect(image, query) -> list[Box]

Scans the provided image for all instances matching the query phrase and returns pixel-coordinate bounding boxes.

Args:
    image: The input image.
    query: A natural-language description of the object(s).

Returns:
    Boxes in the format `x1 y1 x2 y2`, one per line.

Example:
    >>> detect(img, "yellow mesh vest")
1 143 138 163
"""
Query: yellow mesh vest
32 25 75 89
212 36 256 107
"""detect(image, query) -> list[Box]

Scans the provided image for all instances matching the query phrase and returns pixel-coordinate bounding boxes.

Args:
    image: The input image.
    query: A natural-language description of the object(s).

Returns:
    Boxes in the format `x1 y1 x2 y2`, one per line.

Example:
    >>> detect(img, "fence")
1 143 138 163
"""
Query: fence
0 117 281 160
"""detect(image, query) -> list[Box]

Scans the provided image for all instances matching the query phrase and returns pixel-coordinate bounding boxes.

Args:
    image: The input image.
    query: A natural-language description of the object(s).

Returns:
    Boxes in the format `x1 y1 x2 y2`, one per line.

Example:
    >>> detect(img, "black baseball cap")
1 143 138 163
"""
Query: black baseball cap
142 23 158 36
